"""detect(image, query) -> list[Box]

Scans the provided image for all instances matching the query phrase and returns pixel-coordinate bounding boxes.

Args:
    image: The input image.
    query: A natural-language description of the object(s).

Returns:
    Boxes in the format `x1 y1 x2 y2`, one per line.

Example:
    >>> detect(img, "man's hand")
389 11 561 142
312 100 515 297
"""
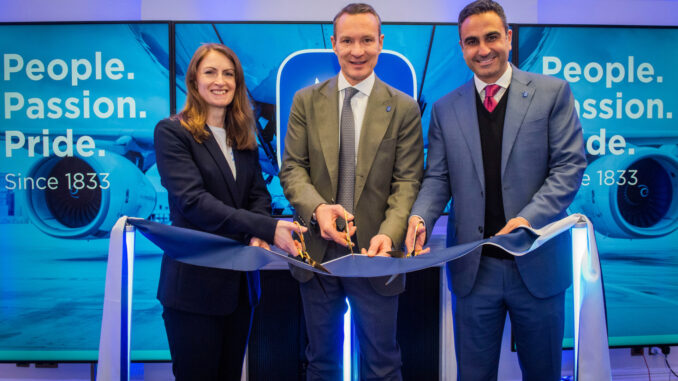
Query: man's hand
496 217 530 236
404 216 430 255
273 220 307 256
315 204 356 246
361 234 393 257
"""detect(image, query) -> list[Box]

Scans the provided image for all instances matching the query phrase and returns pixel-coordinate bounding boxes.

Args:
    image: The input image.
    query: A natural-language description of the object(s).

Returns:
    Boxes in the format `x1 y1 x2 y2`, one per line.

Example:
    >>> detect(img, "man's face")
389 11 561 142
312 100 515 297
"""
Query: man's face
331 12 384 86
459 11 512 83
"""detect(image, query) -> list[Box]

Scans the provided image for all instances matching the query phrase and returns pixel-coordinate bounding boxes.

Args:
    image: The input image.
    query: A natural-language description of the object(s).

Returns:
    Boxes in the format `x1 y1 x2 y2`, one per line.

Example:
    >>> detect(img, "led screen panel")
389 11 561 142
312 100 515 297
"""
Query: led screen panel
0 20 474 362
174 22 471 215
518 25 678 347
0 22 171 361
6 21 671 364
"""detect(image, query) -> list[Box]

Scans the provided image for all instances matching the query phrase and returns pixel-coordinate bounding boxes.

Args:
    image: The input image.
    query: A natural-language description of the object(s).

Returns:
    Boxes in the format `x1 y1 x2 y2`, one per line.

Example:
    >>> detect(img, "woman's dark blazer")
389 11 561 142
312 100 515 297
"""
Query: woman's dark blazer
153 118 277 316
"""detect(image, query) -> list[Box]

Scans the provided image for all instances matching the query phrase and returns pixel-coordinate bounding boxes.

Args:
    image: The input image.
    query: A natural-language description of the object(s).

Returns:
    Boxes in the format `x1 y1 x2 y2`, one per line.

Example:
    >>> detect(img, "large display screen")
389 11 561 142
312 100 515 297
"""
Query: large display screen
174 22 471 215
0 22 171 361
517 25 678 347
1 21 676 363
0 21 473 362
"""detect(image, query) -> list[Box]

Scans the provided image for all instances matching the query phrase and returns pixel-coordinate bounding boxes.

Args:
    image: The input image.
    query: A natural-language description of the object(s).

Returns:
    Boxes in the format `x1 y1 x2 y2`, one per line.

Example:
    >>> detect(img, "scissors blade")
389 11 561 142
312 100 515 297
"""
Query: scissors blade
385 273 399 286
310 260 332 274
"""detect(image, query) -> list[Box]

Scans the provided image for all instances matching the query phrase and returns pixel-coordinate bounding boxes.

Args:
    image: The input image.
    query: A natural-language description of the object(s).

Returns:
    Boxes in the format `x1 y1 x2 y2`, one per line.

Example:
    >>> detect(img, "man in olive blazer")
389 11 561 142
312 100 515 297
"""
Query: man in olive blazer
279 5 423 379
281 75 423 293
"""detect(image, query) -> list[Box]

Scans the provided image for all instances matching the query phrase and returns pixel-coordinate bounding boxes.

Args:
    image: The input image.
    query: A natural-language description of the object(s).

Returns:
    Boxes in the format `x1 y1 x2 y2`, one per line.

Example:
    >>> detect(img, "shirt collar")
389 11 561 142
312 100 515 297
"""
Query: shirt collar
338 70 375 97
474 63 512 94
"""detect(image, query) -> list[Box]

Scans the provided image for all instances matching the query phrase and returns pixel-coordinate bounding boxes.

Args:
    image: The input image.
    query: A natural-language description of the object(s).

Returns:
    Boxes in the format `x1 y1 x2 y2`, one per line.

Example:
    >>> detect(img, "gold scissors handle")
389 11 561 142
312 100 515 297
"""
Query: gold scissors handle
293 221 331 274
343 210 354 254
293 221 307 259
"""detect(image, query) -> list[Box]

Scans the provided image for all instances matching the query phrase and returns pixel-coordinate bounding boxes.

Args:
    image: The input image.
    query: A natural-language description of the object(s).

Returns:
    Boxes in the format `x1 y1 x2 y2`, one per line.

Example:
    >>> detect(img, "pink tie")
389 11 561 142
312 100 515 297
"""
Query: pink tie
483 84 500 112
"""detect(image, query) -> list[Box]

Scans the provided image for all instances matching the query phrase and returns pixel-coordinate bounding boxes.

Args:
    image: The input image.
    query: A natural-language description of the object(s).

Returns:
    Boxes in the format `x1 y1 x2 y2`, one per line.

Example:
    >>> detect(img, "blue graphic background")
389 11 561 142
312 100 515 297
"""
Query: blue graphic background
174 23 472 215
518 26 678 347
2 22 677 363
0 23 171 361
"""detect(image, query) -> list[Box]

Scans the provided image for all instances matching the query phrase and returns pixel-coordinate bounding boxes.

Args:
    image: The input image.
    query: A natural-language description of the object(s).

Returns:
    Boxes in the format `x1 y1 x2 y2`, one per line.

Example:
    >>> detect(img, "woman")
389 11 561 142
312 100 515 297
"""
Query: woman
154 43 303 380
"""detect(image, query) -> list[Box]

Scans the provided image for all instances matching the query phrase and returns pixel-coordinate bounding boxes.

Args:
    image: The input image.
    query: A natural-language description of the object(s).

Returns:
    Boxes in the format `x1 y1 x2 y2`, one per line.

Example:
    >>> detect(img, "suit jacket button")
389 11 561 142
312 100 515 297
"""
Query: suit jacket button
478 226 483 233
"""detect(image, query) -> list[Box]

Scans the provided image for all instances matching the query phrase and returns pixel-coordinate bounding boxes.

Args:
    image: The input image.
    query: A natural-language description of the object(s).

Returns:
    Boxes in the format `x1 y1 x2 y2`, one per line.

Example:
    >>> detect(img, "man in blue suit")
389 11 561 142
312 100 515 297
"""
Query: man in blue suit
405 1 587 380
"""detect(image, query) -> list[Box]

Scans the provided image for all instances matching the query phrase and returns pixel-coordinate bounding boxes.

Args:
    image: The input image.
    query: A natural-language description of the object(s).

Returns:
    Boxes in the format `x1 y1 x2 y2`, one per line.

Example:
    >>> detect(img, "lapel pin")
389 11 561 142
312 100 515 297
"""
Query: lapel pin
522 91 528 98
386 106 392 112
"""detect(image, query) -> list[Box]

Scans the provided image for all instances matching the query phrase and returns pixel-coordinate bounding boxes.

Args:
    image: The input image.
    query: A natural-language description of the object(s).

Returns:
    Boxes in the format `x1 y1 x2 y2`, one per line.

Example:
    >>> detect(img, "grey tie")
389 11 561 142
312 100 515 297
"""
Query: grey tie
337 87 359 214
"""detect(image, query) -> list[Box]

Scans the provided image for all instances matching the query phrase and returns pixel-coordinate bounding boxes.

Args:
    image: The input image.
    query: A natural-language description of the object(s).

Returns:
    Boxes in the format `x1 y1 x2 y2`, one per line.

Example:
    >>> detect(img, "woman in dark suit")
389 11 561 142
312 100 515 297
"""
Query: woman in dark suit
154 43 303 380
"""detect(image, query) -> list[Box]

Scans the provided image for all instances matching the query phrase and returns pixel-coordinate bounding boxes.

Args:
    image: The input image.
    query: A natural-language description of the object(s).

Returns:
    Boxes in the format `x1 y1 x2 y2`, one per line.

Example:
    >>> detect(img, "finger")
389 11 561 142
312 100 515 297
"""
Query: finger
495 223 513 236
366 243 377 257
287 241 302 257
377 241 391 256
417 247 431 255
285 221 307 232
320 226 341 241
330 230 349 246
416 233 426 248
329 204 346 216
404 227 415 254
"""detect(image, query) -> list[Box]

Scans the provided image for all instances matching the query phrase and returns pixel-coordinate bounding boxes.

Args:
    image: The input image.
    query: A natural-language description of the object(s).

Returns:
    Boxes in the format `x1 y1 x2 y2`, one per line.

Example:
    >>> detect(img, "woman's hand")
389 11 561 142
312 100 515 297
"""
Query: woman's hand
249 236 270 250
274 220 307 256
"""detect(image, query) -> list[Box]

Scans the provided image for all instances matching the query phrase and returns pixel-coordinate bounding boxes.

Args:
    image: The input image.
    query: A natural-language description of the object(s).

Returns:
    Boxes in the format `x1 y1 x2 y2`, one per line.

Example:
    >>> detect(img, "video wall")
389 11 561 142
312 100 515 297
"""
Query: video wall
0 21 676 362
0 22 172 361
517 26 678 347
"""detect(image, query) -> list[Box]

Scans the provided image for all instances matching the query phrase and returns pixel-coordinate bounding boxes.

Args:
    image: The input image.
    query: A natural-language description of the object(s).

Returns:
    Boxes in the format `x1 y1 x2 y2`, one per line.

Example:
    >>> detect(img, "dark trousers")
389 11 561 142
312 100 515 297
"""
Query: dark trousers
299 274 402 381
453 256 565 381
162 300 253 381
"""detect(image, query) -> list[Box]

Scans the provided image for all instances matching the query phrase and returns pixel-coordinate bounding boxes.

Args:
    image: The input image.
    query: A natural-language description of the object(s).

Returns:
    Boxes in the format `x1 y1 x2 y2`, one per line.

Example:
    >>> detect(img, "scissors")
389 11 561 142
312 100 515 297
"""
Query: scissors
387 220 425 258
293 221 331 274
343 210 355 255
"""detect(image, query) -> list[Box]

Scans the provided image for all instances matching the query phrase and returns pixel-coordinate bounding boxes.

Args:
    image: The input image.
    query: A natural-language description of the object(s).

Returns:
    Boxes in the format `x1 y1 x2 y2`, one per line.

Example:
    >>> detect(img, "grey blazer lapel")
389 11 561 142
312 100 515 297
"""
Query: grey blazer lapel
455 80 485 190
502 67 535 176
317 77 341 198
355 77 394 202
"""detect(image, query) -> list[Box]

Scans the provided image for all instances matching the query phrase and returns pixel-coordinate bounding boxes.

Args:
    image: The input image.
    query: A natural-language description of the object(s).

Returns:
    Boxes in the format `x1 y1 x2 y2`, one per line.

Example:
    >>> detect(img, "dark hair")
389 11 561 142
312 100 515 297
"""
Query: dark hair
175 43 256 150
458 0 509 32
333 3 382 37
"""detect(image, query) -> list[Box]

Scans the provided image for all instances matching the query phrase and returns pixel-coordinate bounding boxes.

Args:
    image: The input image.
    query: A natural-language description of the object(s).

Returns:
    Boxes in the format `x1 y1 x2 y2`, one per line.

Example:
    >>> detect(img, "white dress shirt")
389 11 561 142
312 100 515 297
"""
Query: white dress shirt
208 125 236 180
474 63 513 104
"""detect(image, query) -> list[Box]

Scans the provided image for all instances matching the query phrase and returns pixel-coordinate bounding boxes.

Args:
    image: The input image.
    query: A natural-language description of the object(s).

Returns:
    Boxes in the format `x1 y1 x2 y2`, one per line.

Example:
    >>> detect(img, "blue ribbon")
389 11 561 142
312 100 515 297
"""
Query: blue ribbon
127 217 540 276
98 214 612 381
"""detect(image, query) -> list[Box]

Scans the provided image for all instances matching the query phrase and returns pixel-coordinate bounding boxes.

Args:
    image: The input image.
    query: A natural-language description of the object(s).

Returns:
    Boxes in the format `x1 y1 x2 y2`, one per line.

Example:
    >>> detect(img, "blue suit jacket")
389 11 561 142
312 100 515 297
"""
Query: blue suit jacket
154 118 277 315
411 66 587 298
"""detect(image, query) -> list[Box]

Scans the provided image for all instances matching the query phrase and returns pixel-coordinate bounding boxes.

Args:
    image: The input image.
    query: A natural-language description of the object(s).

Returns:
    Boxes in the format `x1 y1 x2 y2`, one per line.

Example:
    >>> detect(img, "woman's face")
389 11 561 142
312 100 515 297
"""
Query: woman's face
195 50 236 113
